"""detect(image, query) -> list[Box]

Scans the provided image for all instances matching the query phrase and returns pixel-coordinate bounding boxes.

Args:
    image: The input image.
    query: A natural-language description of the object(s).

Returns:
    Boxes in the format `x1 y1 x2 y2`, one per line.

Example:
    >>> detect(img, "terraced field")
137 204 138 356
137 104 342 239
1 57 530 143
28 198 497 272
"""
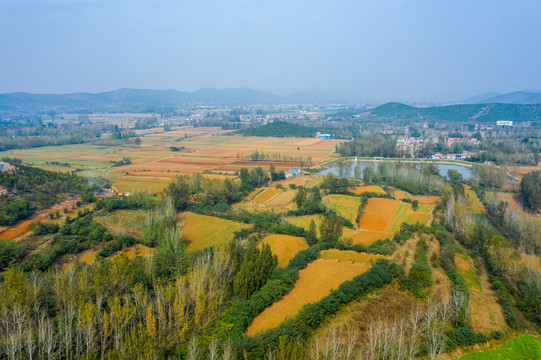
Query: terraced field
246 259 369 335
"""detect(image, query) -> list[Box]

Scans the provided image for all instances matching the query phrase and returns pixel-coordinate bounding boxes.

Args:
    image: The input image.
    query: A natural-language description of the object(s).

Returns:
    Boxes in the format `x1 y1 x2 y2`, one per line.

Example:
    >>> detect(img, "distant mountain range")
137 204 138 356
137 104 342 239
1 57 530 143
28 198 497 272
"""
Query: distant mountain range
360 102 541 123
460 90 541 105
0 88 363 112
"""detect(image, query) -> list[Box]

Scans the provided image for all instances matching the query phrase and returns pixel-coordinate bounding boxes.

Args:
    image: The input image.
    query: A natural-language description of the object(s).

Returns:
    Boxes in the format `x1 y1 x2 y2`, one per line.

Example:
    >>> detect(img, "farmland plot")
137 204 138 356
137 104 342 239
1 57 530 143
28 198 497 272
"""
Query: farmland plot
246 259 369 335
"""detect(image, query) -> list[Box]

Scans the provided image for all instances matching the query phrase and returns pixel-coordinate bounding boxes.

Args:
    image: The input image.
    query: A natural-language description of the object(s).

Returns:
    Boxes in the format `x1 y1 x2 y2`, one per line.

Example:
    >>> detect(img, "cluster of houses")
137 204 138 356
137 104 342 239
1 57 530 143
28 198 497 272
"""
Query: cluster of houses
430 151 480 160
396 136 481 152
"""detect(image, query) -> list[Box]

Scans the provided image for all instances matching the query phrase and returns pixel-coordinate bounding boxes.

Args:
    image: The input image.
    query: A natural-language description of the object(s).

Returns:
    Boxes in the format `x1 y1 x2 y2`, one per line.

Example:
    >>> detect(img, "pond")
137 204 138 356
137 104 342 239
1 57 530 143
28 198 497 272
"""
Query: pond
317 160 473 180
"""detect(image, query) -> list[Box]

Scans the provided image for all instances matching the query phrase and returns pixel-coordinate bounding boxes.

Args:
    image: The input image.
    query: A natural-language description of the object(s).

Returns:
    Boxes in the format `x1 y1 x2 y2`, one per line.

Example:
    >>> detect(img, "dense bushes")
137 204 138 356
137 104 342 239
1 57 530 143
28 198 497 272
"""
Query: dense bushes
0 198 32 226
0 239 25 271
31 222 60 235
233 242 278 299
399 238 433 298
94 193 156 212
20 214 114 271
97 235 136 257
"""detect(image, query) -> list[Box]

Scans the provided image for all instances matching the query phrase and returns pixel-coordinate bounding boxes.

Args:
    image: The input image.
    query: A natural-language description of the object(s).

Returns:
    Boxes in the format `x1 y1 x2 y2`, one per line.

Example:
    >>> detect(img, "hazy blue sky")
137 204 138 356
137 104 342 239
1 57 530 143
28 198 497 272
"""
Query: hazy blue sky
1 0 540 101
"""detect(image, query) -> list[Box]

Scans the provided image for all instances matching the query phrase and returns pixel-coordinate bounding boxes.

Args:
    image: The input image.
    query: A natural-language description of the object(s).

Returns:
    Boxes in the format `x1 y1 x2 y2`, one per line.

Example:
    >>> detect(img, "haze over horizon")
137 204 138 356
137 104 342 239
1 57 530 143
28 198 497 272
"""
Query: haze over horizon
1 0 541 102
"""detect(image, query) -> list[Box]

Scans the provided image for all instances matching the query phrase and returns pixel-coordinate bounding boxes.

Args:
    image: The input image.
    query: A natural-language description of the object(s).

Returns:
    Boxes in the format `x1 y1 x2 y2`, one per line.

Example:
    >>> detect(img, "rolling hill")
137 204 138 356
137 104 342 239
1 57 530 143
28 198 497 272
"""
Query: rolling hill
461 90 541 104
0 88 362 112
361 102 541 122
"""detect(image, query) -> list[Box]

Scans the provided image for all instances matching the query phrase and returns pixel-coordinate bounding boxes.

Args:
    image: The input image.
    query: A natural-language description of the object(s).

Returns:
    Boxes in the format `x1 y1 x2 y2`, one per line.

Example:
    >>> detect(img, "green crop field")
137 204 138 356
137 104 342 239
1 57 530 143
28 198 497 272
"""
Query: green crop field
457 335 540 359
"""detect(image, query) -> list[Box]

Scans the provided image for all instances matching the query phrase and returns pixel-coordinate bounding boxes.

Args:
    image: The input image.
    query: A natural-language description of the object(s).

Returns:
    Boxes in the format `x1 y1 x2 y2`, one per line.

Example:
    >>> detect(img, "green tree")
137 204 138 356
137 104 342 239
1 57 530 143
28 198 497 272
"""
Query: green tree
354 164 361 181
165 175 190 210
319 214 343 243
520 171 541 211
306 219 318 245
447 169 463 182
294 187 307 208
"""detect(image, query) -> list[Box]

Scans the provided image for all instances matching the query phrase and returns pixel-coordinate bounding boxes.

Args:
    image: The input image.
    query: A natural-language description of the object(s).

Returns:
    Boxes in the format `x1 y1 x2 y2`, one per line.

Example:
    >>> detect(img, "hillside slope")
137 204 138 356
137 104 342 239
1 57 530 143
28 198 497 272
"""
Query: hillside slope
361 102 541 122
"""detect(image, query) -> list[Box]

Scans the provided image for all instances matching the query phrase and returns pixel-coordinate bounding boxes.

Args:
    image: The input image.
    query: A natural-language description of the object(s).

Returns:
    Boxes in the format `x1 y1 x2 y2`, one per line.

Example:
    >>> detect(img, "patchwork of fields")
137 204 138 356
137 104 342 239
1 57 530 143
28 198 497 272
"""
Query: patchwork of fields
2 127 341 193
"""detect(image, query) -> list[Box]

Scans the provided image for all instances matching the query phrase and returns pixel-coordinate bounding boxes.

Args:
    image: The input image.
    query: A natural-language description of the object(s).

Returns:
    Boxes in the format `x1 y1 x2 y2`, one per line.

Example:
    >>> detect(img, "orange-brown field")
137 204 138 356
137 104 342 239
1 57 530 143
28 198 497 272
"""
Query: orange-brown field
409 195 439 204
355 197 434 243
179 212 250 251
359 198 402 232
320 249 388 264
246 259 369 335
350 230 394 245
259 234 308 267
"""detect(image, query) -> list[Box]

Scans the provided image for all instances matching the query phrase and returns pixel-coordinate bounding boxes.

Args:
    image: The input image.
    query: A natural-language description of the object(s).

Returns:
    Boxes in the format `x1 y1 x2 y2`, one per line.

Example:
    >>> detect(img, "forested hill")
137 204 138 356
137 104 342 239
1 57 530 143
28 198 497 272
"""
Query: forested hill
0 160 98 226
360 102 541 122
237 121 320 137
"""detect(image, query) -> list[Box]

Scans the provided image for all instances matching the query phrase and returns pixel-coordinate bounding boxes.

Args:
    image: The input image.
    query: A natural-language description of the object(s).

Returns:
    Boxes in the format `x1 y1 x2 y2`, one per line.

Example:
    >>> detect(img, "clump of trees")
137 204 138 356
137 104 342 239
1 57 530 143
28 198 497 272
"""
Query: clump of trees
321 173 354 194
520 170 541 211
472 164 506 188
237 121 319 137
335 134 399 158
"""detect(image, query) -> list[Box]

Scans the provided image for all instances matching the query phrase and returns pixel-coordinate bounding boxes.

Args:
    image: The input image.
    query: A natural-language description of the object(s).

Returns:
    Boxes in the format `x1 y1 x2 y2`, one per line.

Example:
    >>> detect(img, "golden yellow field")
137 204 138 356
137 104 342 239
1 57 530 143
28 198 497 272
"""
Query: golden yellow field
320 250 388 264
246 259 369 335
322 194 361 223
259 234 308 267
253 188 284 205
351 185 386 195
179 212 250 251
